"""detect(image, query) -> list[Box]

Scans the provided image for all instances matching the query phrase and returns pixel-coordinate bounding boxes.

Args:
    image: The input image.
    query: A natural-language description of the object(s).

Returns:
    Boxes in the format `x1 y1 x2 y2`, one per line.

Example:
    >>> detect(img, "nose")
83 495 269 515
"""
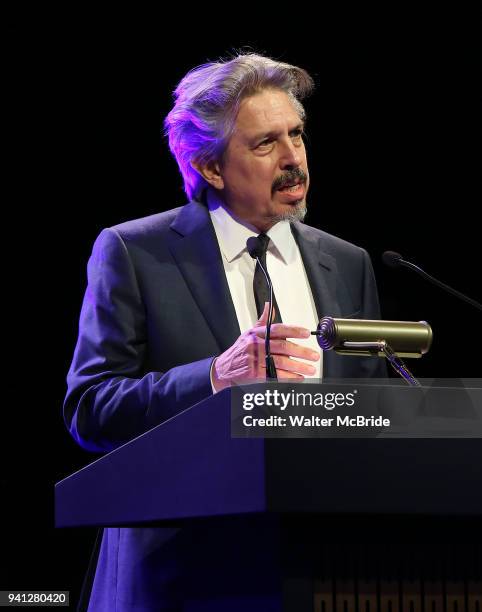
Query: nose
279 138 302 169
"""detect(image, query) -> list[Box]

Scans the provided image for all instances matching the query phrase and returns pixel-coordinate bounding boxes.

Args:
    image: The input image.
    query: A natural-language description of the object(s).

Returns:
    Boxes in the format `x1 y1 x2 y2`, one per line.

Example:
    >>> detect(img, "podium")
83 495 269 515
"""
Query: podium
56 385 482 611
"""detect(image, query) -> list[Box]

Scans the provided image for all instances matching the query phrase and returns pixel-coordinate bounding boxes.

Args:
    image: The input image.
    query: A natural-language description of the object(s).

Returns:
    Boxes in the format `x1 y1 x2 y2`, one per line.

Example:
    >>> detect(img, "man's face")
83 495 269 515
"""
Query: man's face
216 89 309 231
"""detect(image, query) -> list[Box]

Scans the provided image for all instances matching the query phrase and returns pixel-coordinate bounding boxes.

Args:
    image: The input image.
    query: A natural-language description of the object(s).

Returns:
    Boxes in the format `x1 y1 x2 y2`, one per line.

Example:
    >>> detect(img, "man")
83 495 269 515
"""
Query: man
65 53 384 611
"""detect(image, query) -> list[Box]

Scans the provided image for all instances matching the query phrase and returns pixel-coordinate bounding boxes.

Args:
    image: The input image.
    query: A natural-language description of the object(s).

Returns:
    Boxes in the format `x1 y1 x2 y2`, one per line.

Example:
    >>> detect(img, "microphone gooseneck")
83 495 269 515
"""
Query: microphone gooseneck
382 251 482 312
246 236 278 380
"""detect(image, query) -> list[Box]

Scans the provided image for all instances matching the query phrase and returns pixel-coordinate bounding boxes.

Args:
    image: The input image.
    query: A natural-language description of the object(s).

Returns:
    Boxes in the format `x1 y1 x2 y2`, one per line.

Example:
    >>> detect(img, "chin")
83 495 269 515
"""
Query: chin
272 200 307 223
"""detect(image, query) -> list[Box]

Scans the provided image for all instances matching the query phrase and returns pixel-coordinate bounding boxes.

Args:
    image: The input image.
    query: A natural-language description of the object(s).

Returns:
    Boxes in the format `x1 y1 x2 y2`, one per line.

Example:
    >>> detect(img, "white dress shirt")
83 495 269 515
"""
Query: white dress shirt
208 192 322 380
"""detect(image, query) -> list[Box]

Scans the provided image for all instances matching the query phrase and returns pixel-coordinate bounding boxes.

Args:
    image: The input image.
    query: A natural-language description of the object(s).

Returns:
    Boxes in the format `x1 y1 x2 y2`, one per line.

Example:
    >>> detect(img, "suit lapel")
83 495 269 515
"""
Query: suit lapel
168 200 241 352
291 223 344 379
291 222 342 319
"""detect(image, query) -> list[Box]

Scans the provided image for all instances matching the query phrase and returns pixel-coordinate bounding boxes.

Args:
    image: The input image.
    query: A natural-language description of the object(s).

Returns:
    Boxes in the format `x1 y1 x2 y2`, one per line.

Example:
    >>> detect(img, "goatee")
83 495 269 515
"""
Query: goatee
273 200 307 223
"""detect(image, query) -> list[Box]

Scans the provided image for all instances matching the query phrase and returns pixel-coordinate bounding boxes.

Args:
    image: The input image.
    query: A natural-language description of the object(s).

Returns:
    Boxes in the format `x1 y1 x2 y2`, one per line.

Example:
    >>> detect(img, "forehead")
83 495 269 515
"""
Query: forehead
233 89 301 138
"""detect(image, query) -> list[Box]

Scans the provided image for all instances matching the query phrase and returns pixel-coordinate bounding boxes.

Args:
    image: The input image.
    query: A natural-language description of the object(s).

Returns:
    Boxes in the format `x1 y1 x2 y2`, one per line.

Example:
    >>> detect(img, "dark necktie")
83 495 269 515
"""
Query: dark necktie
253 233 283 323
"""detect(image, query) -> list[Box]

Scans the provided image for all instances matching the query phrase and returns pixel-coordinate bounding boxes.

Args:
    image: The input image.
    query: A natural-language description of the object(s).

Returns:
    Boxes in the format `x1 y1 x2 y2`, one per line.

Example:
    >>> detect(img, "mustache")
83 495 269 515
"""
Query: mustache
272 168 308 193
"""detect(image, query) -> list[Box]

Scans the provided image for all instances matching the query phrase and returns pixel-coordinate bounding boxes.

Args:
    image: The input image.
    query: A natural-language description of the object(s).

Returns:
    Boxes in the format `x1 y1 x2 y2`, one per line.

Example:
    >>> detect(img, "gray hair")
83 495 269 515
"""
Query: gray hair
164 53 314 200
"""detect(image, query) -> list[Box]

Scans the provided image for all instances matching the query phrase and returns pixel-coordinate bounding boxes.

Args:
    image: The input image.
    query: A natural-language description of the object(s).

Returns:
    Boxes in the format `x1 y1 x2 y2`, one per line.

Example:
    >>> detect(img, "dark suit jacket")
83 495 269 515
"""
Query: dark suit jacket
65 199 384 453
65 199 385 611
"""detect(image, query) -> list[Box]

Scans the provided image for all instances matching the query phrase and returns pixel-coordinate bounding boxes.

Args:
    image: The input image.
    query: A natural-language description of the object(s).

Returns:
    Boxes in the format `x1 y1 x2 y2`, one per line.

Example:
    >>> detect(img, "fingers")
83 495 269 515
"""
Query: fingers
250 343 317 376
245 340 317 377
276 369 305 380
272 355 317 376
254 304 310 340
214 306 318 389
269 339 320 362
249 314 319 376
254 323 311 340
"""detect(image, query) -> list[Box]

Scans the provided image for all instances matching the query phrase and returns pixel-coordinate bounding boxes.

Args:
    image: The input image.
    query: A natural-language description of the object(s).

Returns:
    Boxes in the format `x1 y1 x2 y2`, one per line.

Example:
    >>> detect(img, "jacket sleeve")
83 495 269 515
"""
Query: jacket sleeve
63 228 214 453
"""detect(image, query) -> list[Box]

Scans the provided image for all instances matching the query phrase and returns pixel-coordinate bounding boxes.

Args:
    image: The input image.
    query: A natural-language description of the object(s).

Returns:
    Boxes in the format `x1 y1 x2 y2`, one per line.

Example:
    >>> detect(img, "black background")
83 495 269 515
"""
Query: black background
4 8 481 606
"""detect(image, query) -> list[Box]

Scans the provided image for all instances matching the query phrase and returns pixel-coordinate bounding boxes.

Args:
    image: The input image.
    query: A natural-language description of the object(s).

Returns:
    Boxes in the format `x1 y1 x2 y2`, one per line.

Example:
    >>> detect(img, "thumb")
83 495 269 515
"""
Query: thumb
257 302 276 326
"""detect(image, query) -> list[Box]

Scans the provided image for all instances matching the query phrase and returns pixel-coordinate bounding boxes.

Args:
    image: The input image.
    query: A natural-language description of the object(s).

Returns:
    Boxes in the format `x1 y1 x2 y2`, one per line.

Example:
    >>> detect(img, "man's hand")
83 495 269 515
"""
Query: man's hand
212 302 320 391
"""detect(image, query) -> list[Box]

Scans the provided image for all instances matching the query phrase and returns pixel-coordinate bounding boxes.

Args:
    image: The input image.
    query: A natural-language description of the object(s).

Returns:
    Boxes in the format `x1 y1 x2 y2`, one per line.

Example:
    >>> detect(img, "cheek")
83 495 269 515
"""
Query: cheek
235 161 275 191
221 148 279 197
251 157 279 185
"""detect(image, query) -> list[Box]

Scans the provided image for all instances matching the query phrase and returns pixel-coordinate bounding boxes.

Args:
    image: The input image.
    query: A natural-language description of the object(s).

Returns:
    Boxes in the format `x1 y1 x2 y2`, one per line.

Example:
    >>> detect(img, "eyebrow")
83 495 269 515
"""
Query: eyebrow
250 122 305 143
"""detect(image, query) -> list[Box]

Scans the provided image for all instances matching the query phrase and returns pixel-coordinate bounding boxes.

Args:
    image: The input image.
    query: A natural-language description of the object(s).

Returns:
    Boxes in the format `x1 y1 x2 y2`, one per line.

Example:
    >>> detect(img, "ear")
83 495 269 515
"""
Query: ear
191 158 224 190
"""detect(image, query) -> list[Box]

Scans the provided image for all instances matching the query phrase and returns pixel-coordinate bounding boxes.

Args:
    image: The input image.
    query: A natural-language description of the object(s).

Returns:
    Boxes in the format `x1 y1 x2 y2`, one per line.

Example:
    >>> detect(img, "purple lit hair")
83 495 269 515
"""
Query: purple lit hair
164 53 314 200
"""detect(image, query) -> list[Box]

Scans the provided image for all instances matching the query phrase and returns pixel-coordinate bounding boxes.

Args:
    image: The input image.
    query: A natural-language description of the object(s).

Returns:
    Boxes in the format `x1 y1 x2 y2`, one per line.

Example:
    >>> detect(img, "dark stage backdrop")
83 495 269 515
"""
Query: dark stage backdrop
5 12 481 606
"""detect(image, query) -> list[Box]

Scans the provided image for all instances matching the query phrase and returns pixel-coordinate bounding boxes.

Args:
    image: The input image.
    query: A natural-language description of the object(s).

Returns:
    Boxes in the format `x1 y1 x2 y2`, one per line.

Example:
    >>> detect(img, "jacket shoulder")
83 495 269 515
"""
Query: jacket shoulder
293 222 367 259
109 206 184 242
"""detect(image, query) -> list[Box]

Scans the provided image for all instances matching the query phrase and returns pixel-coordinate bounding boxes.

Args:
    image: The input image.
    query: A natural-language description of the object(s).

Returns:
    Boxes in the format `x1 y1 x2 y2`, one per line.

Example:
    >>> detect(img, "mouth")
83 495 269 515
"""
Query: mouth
275 177 303 191
278 182 302 192
275 178 306 201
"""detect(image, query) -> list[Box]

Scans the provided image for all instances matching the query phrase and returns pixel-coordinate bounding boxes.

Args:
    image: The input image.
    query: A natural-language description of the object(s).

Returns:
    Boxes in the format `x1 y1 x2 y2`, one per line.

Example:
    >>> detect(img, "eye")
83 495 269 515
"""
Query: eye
290 128 304 141
256 138 274 148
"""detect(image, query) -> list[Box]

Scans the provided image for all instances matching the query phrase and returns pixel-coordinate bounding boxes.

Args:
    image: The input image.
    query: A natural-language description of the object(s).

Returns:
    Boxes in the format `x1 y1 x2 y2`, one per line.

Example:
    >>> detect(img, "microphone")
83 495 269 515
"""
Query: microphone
383 251 482 312
313 317 433 358
246 236 278 380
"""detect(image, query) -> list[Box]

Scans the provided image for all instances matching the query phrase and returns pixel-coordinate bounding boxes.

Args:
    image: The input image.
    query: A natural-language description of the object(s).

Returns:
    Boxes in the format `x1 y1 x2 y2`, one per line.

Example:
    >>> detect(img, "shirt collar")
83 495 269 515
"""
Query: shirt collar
207 190 296 265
